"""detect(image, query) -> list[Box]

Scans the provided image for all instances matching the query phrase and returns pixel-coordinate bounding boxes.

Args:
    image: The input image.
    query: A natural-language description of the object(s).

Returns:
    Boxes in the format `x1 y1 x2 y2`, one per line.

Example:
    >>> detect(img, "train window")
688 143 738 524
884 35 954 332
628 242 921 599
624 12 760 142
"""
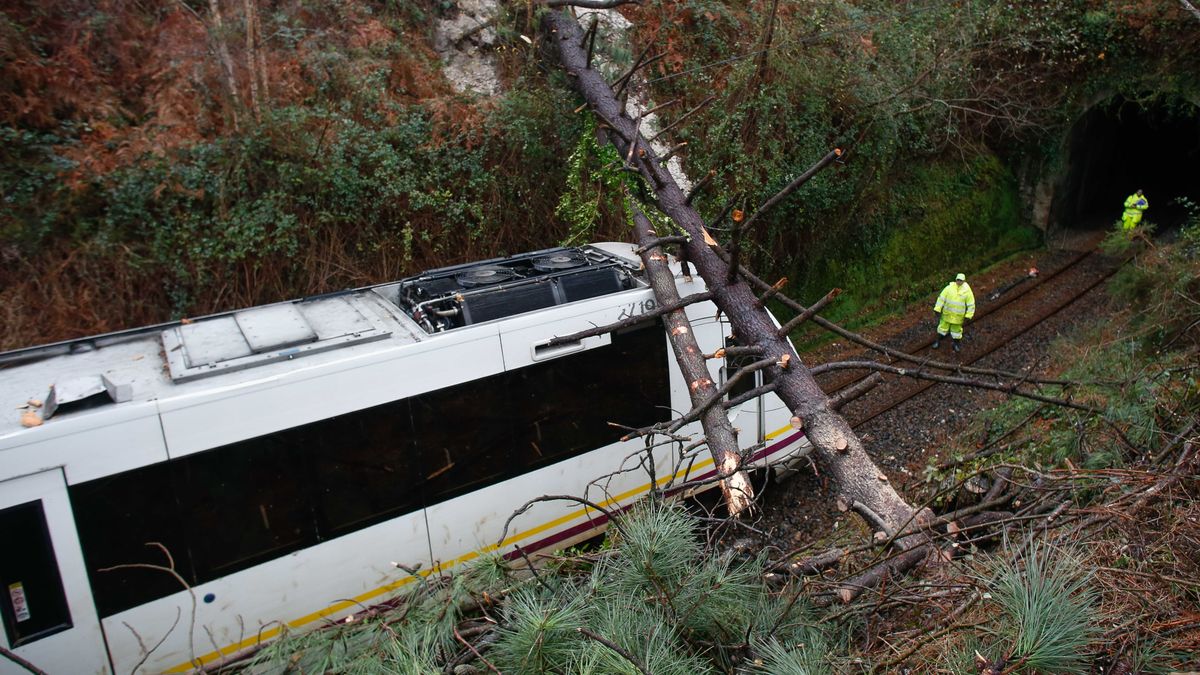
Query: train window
410 376 515 503
509 322 671 470
67 321 674 618
176 435 318 579
70 463 189 617
307 399 422 536
0 501 72 646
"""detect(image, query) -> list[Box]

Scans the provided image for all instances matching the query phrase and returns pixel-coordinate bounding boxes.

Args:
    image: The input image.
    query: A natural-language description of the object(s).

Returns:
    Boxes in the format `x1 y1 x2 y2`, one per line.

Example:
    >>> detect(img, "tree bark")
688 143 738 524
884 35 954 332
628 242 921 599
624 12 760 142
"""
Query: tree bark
543 8 930 541
631 206 754 515
243 0 260 119
1181 0 1200 23
207 0 242 130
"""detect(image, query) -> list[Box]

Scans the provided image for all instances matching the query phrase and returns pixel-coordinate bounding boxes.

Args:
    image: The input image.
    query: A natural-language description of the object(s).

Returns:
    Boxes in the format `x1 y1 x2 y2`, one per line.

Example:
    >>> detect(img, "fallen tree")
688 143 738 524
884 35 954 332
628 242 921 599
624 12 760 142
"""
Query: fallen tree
539 5 1133 605
542 7 932 550
630 204 756 515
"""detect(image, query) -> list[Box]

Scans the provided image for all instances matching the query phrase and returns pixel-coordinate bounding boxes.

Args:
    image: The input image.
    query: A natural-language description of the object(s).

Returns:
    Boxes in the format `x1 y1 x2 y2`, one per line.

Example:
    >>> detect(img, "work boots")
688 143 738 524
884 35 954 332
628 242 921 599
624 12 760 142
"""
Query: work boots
932 337 941 349
953 339 961 353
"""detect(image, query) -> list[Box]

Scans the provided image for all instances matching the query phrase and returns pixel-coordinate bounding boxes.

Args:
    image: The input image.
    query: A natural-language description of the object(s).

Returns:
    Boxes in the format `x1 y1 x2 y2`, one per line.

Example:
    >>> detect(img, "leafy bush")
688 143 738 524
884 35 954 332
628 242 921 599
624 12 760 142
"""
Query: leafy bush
62 87 586 315
556 115 630 246
0 125 77 246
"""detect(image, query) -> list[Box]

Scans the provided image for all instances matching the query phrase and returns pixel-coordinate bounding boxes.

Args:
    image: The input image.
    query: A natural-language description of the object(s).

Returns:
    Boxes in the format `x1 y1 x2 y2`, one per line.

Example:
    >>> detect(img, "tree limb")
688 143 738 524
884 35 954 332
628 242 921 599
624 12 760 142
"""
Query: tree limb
809 360 1101 412
1179 0 1200 21
633 206 755 514
544 8 930 540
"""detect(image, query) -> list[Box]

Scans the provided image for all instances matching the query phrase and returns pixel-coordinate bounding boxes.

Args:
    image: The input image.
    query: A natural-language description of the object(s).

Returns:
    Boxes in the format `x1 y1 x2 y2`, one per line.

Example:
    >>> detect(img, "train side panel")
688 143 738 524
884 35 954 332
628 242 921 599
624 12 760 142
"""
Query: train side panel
0 470 110 675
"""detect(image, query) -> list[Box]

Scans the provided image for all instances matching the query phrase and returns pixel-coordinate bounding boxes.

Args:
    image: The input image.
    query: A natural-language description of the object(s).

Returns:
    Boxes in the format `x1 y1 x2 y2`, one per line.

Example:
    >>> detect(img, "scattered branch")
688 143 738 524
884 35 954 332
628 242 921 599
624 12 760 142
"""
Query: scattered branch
810 360 1101 412
577 627 651 675
0 647 48 675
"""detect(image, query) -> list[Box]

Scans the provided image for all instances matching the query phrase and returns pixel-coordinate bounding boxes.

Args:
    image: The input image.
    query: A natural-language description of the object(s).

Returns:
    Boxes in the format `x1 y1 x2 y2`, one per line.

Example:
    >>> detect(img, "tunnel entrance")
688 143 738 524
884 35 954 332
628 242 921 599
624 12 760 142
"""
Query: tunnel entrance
1052 95 1200 230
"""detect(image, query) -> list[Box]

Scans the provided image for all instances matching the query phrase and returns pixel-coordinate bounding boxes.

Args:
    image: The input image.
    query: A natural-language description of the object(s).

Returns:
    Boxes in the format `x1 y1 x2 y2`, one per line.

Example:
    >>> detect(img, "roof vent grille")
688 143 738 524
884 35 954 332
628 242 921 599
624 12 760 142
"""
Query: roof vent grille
397 246 637 333
456 266 521 287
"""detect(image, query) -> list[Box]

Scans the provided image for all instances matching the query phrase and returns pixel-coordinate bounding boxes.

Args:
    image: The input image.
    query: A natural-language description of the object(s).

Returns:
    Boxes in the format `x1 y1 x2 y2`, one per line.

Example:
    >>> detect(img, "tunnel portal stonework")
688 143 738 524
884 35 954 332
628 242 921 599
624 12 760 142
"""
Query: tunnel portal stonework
1037 94 1200 233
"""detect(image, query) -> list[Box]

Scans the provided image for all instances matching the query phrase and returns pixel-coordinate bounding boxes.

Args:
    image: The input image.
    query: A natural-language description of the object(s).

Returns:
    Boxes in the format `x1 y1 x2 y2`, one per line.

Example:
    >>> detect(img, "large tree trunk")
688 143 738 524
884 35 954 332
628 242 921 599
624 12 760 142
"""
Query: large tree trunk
543 8 931 542
631 207 755 515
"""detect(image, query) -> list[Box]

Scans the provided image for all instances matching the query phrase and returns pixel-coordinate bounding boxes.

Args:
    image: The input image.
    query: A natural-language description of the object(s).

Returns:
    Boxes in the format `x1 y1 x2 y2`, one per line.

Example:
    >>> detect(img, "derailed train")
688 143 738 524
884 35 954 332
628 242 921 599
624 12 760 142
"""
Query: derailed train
0 242 808 673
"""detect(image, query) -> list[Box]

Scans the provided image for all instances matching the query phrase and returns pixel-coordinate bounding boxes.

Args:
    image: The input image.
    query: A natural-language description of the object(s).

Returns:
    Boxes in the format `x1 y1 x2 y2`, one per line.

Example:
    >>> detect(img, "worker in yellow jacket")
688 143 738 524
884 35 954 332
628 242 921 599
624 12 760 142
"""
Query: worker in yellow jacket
1122 189 1148 231
933 273 975 353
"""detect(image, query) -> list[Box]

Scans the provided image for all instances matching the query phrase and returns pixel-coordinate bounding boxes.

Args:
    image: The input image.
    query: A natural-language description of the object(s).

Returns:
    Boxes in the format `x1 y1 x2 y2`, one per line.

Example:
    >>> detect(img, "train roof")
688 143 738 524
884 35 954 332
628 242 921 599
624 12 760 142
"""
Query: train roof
0 242 651 442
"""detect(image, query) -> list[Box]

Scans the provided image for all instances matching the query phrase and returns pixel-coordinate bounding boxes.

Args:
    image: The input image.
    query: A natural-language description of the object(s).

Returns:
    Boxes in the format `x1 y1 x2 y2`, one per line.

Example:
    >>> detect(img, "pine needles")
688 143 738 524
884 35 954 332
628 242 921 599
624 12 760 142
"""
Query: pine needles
982 542 1099 673
236 500 846 673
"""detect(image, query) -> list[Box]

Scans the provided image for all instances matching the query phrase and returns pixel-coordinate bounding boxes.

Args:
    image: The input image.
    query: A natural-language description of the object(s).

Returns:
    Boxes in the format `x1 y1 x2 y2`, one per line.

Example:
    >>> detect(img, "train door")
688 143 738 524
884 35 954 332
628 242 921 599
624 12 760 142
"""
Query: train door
0 470 109 674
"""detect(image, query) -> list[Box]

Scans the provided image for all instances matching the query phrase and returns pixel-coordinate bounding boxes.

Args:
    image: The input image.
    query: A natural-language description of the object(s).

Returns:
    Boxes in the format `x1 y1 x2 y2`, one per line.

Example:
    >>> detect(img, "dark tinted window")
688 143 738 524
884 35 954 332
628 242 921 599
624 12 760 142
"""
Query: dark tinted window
71 323 673 617
0 501 72 646
307 399 420 537
175 434 318 579
510 322 671 469
70 463 190 617
410 378 514 503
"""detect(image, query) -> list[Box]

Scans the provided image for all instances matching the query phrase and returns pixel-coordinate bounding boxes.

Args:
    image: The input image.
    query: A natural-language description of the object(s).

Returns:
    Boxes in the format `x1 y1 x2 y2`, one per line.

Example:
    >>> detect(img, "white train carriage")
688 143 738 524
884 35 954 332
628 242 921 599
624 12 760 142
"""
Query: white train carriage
0 242 808 674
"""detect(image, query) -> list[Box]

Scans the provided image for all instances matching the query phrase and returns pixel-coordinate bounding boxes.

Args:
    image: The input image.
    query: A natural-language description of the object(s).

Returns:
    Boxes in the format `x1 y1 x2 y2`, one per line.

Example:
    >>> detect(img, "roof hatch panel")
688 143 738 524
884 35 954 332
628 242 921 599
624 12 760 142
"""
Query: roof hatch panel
178 317 252 368
235 304 318 353
162 297 392 383
300 296 375 340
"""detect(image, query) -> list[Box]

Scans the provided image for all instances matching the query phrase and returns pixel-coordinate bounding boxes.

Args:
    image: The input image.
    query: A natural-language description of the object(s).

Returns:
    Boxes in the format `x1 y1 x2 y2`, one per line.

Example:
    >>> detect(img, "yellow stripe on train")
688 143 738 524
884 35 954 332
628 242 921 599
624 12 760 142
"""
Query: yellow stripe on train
167 425 796 672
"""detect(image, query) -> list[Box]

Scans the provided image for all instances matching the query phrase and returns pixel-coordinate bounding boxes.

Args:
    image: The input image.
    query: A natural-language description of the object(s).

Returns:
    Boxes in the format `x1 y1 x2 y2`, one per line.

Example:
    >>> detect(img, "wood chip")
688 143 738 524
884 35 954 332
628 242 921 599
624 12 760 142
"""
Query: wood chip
836 497 849 512
789 416 803 429
834 436 848 451
21 410 43 428
873 531 888 543
27 399 42 408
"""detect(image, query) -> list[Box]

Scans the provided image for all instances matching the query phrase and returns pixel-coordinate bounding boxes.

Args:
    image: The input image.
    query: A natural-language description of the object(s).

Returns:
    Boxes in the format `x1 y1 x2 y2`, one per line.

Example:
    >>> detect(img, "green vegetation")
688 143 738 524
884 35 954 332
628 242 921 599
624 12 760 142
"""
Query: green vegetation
0 125 78 246
803 154 1038 321
981 543 1099 673
647 0 1192 318
556 114 632 247
240 501 845 674
236 500 1170 673
2 0 1198 347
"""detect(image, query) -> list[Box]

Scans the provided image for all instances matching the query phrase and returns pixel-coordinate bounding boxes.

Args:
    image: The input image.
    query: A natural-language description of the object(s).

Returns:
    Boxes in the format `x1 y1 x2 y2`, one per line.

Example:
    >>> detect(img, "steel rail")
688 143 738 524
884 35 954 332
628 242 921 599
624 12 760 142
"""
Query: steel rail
810 247 1098 398
841 249 1119 428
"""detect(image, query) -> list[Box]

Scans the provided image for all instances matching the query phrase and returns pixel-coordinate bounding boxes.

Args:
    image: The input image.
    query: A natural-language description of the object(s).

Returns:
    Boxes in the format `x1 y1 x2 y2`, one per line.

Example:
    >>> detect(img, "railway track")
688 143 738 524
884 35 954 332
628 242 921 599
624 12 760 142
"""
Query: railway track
820 246 1123 429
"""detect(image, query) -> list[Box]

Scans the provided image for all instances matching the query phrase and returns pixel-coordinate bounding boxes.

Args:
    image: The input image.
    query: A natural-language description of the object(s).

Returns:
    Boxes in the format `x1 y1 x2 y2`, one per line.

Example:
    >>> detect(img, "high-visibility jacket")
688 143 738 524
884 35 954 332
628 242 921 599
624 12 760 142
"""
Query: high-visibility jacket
934 282 975 324
1123 193 1148 222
